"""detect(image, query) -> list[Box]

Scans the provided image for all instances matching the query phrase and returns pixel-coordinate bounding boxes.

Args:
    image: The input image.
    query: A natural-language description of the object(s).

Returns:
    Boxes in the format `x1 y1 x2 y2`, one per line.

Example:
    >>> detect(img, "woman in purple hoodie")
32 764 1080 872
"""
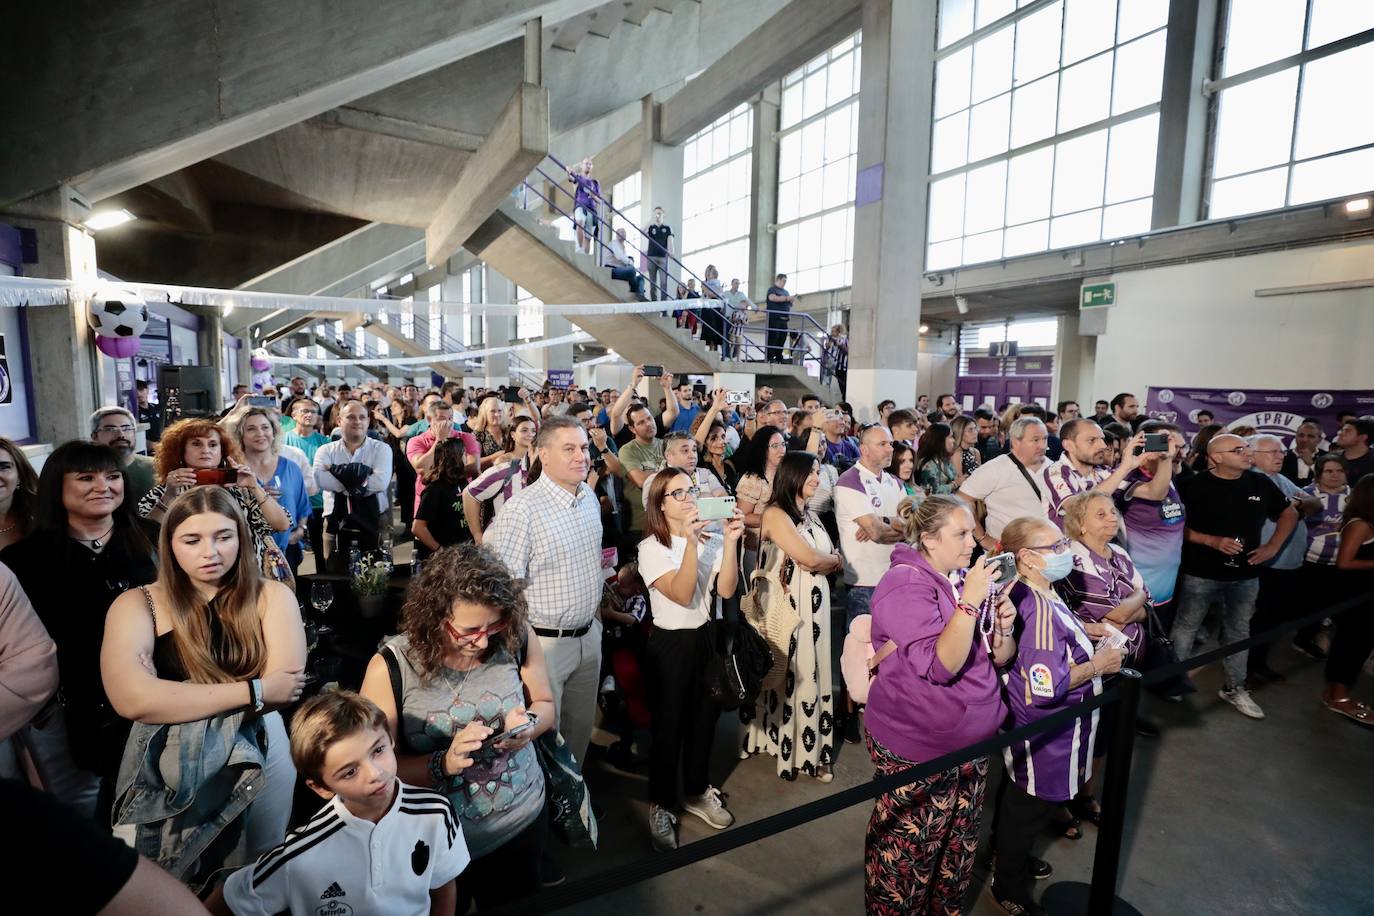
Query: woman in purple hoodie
864 494 1017 915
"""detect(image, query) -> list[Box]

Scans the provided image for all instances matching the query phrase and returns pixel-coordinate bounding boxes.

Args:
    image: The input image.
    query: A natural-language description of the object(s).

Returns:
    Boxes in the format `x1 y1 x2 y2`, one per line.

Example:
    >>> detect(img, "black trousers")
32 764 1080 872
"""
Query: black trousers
645 624 719 808
1325 589 1374 687
992 776 1057 907
1295 561 1338 645
766 309 790 362
396 458 416 528
1250 565 1306 671
306 506 325 565
453 804 547 913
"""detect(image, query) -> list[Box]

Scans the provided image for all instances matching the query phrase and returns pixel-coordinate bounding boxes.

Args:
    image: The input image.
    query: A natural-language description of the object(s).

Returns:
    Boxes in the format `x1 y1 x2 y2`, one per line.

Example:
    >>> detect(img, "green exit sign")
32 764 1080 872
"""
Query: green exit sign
1081 282 1116 308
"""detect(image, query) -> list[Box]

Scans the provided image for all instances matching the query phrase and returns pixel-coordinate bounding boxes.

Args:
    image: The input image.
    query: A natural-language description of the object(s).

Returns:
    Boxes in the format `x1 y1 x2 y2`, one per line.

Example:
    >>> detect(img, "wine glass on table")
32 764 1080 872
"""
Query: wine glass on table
311 580 335 636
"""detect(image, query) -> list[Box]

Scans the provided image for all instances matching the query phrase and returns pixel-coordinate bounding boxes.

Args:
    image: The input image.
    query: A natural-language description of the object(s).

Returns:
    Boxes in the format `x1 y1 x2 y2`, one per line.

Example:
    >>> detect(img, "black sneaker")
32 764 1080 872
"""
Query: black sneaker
538 851 566 887
1134 717 1161 738
843 709 863 744
992 888 1047 916
1029 857 1053 880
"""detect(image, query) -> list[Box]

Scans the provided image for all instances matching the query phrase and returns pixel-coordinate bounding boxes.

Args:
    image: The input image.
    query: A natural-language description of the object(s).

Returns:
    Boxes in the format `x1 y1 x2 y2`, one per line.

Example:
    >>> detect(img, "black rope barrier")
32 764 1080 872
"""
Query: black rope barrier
492 589 1371 914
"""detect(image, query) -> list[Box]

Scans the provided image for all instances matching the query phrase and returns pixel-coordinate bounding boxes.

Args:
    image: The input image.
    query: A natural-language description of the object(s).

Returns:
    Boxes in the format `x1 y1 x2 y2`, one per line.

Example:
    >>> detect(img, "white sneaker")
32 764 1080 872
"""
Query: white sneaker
682 786 735 830
648 804 678 852
1219 684 1264 719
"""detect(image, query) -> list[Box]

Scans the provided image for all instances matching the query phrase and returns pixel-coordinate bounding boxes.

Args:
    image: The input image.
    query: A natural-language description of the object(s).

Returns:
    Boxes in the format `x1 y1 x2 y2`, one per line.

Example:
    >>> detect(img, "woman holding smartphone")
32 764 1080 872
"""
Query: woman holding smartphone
638 470 745 852
864 495 1015 915
138 419 289 569
361 544 555 913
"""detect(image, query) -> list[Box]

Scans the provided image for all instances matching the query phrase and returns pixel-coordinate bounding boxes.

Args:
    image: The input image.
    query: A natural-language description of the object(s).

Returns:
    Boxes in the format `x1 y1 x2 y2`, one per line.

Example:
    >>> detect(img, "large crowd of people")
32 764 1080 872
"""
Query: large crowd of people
1 376 1371 916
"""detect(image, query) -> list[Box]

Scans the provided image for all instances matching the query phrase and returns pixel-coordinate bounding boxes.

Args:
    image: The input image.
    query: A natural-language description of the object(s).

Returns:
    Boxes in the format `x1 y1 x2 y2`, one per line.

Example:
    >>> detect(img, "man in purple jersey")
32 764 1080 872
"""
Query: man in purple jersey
1293 455 1351 657
567 157 601 255
1042 418 1146 526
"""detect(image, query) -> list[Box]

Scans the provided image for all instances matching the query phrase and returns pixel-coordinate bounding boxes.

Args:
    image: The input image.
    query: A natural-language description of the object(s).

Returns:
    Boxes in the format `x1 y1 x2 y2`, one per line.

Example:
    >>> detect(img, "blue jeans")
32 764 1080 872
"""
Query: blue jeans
1170 575 1260 687
846 585 875 627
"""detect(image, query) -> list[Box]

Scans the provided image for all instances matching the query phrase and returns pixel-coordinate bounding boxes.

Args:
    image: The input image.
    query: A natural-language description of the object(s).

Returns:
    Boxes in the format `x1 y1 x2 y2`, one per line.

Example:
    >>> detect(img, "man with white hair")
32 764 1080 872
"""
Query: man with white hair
1171 433 1300 719
958 416 1052 549
1245 434 1322 685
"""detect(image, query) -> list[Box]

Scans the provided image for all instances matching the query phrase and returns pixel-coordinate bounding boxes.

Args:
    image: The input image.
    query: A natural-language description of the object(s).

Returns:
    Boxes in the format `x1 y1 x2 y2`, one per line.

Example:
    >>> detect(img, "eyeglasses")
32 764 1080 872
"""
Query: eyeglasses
1027 537 1071 554
1214 446 1251 456
767 441 787 450
666 486 701 502
444 619 509 646
98 425 135 435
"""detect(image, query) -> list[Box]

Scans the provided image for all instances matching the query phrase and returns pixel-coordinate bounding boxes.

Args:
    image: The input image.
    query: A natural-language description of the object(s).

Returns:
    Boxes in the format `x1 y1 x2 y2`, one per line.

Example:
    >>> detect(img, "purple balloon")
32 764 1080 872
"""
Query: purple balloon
95 334 141 358
250 358 272 372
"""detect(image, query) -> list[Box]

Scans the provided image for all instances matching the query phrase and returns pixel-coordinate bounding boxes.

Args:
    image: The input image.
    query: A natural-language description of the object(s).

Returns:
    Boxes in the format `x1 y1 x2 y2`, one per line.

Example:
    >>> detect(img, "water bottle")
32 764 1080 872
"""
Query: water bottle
349 545 362 577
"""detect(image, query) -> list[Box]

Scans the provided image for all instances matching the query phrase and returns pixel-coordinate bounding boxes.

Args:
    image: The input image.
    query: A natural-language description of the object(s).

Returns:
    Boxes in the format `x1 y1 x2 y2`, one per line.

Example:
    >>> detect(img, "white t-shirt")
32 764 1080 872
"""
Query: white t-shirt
835 463 906 586
958 453 1051 539
224 783 469 916
637 533 725 630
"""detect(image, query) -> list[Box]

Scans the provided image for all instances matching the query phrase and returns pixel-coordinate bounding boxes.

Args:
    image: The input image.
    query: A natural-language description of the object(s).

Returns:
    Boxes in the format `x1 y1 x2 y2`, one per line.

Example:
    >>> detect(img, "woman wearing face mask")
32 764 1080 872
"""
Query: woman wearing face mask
989 516 1124 916
863 495 1015 915
1 442 157 818
138 419 290 570
224 407 310 574
361 545 555 913
101 486 306 877
740 452 844 782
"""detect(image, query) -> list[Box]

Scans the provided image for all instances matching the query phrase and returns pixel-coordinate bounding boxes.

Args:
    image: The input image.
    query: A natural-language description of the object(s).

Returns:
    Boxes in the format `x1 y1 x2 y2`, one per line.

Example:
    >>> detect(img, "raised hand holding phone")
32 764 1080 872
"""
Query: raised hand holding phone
495 706 536 752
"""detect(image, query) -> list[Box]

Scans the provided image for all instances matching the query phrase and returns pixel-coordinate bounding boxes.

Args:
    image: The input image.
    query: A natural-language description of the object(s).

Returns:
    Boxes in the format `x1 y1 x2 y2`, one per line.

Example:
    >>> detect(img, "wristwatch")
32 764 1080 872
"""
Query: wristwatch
248 678 265 713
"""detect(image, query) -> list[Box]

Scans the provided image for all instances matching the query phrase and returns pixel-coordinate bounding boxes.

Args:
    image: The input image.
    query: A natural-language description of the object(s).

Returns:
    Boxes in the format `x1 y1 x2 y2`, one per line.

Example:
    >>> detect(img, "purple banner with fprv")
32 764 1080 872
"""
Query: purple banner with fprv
1145 387 1374 445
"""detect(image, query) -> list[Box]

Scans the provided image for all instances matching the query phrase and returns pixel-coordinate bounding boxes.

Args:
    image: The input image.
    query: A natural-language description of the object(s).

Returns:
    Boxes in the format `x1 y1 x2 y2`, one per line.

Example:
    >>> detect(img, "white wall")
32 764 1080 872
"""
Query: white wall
917 332 957 403
1091 239 1374 398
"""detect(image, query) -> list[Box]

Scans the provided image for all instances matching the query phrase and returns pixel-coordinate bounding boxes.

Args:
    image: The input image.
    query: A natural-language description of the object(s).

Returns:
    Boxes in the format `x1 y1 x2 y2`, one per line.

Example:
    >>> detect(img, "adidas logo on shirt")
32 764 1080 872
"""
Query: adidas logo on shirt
320 882 346 899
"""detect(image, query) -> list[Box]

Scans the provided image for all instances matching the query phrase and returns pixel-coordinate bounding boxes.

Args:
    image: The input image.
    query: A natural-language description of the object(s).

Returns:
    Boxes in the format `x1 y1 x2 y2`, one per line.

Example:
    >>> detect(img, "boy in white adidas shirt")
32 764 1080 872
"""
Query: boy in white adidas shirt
208 691 469 916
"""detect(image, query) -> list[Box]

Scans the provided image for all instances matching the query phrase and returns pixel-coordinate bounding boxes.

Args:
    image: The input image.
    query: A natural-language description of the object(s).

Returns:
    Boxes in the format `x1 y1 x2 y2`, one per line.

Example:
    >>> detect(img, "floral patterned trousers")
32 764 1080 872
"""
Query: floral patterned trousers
864 734 989 916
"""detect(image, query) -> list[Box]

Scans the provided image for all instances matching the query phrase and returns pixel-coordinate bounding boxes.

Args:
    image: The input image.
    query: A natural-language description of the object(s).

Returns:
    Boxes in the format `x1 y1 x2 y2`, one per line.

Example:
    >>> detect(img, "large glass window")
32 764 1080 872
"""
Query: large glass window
1208 0 1374 218
515 286 543 341
927 1 1168 270
681 104 753 290
609 172 642 253
775 32 862 295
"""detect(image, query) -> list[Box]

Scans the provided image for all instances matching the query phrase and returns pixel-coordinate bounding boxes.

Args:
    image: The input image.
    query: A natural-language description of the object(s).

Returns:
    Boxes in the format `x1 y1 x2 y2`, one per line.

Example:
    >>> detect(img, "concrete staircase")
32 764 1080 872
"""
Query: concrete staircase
464 199 837 403
550 0 682 53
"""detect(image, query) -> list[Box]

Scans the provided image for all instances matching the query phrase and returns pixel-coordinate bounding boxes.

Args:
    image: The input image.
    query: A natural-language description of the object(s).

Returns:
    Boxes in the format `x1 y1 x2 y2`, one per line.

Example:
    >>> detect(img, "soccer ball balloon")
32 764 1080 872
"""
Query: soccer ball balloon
87 290 150 338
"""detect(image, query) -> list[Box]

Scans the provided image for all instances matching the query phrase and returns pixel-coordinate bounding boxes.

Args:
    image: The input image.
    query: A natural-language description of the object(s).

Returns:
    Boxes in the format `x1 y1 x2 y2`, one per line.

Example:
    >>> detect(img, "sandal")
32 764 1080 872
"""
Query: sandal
1324 698 1374 727
1068 794 1102 825
1050 813 1083 840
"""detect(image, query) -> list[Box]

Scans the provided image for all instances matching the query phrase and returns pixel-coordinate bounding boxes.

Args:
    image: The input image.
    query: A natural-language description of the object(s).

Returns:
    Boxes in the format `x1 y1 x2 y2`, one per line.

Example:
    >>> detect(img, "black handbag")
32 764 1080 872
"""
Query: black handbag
704 617 773 710
1139 603 1195 697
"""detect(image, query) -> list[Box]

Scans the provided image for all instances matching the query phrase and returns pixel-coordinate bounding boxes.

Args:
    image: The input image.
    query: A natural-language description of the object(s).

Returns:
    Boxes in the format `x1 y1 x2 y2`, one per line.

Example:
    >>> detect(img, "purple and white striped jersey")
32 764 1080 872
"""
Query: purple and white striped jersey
1301 484 1349 566
1058 541 1148 660
1003 583 1101 803
467 454 533 518
1042 455 1110 528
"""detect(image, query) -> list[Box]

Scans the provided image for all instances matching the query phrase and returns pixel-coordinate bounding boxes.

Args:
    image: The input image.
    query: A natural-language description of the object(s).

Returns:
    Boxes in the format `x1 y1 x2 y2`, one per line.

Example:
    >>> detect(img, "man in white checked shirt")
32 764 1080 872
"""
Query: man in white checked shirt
484 416 604 769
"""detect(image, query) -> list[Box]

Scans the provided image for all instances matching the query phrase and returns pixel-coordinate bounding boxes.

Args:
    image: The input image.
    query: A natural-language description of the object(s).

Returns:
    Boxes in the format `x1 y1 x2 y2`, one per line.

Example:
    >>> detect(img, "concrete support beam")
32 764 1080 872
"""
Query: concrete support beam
312 108 483 152
748 86 781 298
640 94 685 291
657 0 863 145
425 83 551 266
525 19 544 85
846 0 936 418
0 188 102 442
1 0 605 206
483 270 516 386
190 306 226 409
240 223 426 297
1152 0 1220 228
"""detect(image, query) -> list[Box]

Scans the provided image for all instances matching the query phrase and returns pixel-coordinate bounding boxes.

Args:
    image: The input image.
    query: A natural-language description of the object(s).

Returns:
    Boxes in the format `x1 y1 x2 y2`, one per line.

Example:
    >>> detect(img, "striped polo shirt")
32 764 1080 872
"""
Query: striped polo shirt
1058 541 1148 659
1042 454 1110 528
1301 484 1349 566
1003 583 1101 803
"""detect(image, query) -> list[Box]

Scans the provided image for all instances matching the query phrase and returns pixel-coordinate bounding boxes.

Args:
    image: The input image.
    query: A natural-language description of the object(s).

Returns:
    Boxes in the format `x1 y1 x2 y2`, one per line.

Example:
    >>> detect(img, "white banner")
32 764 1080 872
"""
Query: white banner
270 331 597 368
0 275 690 318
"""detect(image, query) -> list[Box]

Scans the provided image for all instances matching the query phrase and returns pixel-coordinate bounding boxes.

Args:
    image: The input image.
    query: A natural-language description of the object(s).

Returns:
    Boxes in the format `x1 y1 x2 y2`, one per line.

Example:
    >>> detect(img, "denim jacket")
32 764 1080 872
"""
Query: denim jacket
112 710 267 882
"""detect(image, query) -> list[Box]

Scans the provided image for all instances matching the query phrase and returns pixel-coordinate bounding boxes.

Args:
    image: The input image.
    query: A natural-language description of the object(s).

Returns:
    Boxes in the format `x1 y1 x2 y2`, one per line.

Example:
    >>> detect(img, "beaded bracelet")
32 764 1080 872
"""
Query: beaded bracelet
428 749 448 787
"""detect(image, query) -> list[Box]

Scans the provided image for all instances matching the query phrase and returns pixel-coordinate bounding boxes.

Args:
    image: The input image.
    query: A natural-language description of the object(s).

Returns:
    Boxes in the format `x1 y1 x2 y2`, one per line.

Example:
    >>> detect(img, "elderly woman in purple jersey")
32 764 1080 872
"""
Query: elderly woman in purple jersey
990 515 1125 916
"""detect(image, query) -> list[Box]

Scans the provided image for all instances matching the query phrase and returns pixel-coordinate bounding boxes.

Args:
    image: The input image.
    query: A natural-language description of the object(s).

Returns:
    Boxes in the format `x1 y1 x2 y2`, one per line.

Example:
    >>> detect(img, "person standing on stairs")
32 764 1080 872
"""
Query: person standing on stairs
567 158 601 257
646 206 675 302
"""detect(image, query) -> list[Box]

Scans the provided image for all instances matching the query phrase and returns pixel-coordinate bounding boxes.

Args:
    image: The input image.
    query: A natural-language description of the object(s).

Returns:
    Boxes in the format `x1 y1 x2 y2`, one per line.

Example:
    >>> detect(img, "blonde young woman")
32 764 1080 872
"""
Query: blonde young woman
102 486 307 875
470 393 509 469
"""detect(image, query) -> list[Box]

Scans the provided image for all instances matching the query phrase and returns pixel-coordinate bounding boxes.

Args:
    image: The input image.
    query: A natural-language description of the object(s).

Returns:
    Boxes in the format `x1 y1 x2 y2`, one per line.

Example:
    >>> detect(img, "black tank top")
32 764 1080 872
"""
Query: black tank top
142 587 232 681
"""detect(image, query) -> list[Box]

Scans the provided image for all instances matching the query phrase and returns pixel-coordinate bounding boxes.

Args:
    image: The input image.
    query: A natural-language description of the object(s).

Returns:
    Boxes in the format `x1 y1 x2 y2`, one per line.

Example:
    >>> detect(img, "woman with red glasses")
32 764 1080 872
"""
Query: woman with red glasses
361 544 555 913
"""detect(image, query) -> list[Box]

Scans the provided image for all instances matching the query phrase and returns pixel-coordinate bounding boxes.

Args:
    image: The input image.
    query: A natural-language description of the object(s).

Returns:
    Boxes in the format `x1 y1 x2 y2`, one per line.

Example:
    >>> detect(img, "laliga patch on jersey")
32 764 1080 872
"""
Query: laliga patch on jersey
1029 663 1055 698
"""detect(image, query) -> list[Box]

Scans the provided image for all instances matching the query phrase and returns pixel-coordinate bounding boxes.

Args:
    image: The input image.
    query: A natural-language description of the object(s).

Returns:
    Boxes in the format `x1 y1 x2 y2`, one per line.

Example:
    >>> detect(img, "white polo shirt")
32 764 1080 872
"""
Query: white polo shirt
224 783 469 916
835 462 906 587
959 453 1052 539
637 533 725 629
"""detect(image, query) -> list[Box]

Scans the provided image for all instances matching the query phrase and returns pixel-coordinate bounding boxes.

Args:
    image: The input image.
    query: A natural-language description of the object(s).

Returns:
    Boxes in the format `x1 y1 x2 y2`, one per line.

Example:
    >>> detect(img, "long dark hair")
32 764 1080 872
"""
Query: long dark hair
888 441 916 482
1344 476 1374 527
34 441 149 553
424 438 470 487
915 422 953 468
0 437 40 537
739 425 784 478
765 451 818 525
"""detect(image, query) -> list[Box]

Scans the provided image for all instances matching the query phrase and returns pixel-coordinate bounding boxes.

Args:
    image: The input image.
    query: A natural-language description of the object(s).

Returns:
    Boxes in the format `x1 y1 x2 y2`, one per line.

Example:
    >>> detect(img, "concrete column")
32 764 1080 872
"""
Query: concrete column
191 306 225 407
748 85 781 299
541 315 574 379
1 187 101 443
485 268 518 385
640 93 685 289
1052 311 1098 409
1151 0 1219 228
846 0 936 421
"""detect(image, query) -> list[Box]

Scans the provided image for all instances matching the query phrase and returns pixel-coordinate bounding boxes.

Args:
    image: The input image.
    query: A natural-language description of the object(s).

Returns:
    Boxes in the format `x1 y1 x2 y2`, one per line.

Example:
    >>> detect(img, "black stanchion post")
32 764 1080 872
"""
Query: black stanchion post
1041 668 1145 916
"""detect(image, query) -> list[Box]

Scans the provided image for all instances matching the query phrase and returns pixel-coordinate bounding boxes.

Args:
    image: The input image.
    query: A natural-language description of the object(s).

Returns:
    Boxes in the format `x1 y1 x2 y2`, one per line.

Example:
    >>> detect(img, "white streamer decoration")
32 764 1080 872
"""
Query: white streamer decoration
0 275 694 318
271 331 597 367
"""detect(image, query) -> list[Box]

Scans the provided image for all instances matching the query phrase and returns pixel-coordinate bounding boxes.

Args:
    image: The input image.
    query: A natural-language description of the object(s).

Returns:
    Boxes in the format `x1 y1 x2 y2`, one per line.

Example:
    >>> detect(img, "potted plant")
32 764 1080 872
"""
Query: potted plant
351 553 391 618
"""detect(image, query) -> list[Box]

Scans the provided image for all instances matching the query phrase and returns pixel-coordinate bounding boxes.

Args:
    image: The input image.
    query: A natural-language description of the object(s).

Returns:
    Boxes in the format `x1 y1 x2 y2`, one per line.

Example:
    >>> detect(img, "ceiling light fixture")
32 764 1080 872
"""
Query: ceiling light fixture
918 324 929 334
1345 197 1371 220
955 295 970 315
84 209 135 231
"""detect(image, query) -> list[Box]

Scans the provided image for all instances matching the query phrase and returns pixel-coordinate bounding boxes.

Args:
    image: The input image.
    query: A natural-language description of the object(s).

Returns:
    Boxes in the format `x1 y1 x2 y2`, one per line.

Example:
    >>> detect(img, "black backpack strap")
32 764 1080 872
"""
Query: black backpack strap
380 644 410 754
1006 453 1043 502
